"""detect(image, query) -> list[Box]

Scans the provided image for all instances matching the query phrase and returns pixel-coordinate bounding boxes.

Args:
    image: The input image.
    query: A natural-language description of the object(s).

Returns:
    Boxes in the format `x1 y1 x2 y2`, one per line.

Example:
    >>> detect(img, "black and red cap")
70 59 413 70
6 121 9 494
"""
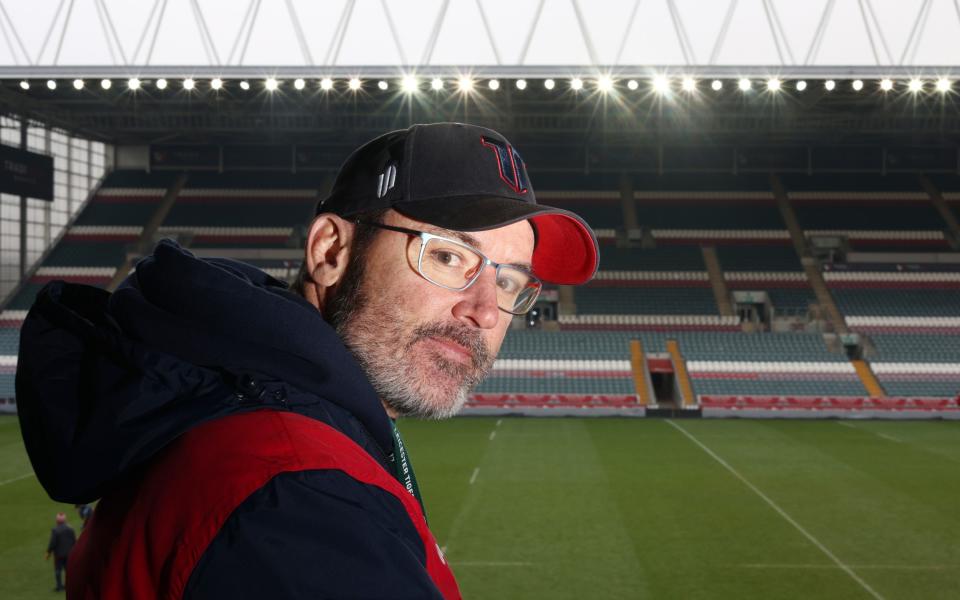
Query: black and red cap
317 122 599 285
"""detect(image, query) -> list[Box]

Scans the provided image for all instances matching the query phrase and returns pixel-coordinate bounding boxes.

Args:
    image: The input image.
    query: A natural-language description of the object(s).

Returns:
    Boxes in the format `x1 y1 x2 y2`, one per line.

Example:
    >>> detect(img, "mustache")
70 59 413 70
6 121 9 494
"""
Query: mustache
409 322 491 370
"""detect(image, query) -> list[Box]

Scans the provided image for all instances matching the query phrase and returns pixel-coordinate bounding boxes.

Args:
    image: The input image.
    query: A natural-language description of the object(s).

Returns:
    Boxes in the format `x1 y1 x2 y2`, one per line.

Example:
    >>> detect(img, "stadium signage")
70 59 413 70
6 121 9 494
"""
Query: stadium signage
0 144 53 201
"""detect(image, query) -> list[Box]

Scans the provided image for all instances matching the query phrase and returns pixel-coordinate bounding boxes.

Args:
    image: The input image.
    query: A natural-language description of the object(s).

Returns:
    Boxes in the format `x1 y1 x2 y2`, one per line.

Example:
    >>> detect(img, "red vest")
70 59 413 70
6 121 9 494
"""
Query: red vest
67 409 461 599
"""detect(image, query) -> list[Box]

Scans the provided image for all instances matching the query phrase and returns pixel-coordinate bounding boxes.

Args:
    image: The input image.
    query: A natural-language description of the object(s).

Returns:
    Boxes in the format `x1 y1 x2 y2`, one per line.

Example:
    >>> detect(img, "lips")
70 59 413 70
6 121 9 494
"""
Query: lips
426 336 475 365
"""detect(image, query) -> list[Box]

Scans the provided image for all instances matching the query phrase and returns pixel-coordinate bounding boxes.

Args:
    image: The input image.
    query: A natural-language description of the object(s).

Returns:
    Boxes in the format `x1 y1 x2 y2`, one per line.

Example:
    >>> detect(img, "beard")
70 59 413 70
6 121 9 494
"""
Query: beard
326 247 494 419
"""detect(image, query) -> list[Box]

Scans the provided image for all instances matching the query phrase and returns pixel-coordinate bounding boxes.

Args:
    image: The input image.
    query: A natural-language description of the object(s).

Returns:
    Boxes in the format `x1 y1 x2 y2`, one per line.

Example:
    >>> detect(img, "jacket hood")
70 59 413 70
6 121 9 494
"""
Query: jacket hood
16 239 392 503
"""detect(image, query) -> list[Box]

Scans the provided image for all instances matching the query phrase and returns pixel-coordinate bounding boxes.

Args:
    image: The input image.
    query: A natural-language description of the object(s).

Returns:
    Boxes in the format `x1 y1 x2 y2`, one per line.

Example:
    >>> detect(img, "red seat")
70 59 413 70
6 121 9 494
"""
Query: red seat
786 396 822 409
828 397 865 409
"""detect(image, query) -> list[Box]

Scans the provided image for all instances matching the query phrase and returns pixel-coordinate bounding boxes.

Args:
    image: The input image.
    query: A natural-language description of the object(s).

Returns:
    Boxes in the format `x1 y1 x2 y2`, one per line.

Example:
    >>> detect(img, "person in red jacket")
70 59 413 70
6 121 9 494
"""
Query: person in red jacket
17 122 598 599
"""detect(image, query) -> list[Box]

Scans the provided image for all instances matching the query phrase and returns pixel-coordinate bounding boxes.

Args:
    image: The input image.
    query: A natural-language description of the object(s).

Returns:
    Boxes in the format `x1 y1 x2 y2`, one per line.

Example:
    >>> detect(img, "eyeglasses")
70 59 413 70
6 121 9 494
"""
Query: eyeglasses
358 221 542 315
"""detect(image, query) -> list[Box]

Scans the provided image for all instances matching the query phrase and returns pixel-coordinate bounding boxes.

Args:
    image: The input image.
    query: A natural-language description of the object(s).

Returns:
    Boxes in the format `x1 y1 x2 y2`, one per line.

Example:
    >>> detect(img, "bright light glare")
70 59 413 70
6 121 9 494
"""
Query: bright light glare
766 78 781 91
348 78 361 90
738 78 751 91
295 78 307 90
852 79 863 91
796 80 807 91
711 79 723 91
239 80 250 90
210 78 223 90
936 78 951 92
681 77 696 92
488 79 500 90
570 78 584 91
431 78 443 90
515 79 527 90
652 76 669 93
880 78 893 91
19 80 29 90
128 78 141 90
73 79 84 90
156 78 168 89
182 78 195 90
46 80 56 90
544 78 555 90
378 80 388 90
908 79 923 92
824 79 836 91
265 78 279 91
101 79 112 90
319 78 333 91
457 76 473 92
627 79 639 90
401 76 418 93
597 76 613 92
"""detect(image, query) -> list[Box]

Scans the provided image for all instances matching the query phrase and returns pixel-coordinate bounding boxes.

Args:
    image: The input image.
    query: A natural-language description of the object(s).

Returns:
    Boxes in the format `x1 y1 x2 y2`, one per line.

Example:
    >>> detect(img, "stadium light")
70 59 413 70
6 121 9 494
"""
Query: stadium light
570 78 584 91
295 78 307 90
72 79 84 90
488 79 500 91
824 79 836 91
597 76 613 92
936 78 951 92
265 78 279 91
401 76 418 93
908 78 923 92
544 78 555 90
128 78 141 90
515 79 527 90
852 79 863 91
377 80 388 90
210 78 223 90
711 79 723 91
348 78 362 90
457 76 473 92
239 80 250 90
796 80 807 91
766 78 781 91
627 79 639 91
46 80 56 90
319 78 333 91
738 78 751 91
652 76 669 93
156 78 168 89
681 77 696 92
182 78 195 90
880 78 893 91
431 77 443 91
100 79 112 90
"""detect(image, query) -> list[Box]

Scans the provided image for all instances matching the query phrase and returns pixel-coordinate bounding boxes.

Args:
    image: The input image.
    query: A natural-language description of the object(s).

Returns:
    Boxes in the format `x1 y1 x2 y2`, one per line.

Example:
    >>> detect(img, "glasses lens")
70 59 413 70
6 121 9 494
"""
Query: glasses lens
420 237 485 289
497 266 541 314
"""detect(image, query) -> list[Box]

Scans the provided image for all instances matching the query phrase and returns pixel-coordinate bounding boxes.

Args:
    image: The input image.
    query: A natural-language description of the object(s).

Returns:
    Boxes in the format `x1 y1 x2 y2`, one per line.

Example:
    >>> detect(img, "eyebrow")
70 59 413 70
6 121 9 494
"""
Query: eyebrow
426 224 534 272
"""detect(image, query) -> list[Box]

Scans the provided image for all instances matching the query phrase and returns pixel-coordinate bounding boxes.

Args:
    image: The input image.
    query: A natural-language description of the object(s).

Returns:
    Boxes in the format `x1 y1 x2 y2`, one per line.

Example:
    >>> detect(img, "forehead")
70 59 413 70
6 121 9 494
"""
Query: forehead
387 210 535 266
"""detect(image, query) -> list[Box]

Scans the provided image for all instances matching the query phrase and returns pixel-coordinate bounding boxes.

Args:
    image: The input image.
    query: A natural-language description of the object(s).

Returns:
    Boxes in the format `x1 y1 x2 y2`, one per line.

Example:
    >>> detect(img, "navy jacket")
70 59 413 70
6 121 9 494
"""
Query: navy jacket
16 240 443 598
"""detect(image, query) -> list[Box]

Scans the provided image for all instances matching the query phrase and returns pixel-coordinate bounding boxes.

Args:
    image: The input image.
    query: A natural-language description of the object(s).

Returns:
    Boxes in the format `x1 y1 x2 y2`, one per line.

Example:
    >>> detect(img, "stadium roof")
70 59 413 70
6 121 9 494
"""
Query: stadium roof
0 0 957 77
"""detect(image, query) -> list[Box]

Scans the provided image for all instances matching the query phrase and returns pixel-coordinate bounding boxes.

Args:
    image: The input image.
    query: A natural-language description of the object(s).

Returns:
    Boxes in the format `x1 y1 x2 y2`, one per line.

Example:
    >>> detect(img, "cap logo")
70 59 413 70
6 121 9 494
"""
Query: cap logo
377 162 397 198
480 136 528 195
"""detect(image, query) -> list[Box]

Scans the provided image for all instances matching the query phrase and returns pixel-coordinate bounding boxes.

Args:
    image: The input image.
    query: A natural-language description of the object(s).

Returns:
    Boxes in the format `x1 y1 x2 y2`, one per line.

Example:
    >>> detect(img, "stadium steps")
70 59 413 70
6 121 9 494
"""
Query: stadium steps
630 339 656 406
701 246 735 317
852 359 886 397
665 340 695 408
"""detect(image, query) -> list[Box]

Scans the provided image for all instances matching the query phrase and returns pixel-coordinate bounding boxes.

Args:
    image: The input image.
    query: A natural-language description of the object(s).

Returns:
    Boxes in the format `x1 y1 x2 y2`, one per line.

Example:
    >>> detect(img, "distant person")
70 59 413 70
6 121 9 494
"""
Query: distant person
46 512 75 592
75 504 92 529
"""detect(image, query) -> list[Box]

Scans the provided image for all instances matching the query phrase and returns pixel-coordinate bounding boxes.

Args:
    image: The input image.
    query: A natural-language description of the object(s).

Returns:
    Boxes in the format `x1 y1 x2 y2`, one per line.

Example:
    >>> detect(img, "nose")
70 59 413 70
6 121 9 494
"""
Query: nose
451 266 500 329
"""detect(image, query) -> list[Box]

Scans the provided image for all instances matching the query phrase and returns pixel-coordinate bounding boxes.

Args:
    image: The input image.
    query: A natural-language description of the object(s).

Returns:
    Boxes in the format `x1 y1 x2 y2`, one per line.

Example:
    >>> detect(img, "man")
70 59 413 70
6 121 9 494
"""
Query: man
74 504 92 529
46 512 76 592
16 122 598 598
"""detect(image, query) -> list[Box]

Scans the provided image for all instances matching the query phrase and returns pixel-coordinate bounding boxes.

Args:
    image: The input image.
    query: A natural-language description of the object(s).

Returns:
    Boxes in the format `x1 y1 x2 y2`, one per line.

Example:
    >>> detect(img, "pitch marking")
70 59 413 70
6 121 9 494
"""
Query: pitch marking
469 467 480 485
836 421 901 443
496 418 503 427
0 472 34 487
451 561 534 567
667 420 885 600
489 430 497 441
740 563 956 571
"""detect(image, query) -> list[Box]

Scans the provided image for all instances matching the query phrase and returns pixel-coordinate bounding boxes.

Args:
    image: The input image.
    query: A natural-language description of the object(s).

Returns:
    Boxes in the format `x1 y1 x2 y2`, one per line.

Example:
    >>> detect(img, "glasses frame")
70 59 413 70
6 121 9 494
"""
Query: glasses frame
357 220 543 315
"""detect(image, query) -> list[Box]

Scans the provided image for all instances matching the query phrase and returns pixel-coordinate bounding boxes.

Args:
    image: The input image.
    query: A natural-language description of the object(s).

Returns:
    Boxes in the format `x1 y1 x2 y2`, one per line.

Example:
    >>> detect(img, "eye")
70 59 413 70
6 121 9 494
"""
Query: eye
430 249 463 267
497 274 521 293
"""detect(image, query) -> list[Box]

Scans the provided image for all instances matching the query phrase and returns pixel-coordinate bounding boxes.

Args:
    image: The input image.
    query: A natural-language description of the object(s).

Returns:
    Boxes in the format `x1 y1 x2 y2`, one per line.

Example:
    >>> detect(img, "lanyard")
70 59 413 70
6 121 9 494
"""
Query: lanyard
390 420 426 518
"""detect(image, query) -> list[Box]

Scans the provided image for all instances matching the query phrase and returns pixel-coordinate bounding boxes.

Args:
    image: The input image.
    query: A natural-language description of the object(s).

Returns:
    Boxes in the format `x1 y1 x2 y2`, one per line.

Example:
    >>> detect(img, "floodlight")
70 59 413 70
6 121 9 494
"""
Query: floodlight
182 78 195 90
766 78 781 91
72 79 84 90
738 78 751 91
597 76 613 92
796 80 807 91
457 76 473 92
880 78 893 91
627 79 639 90
295 78 307 90
401 76 418 93
544 78 555 90
319 78 333 90
46 80 56 90
19 80 29 90
431 78 443 90
488 79 500 91
210 78 223 90
348 78 362 90
128 78 141 90
156 78 168 90
100 79 112 90
908 79 923 92
239 80 250 90
570 78 583 91
681 77 696 92
711 79 723 91
936 78 951 92
377 80 389 90
824 79 836 91
652 76 669 93
516 79 527 90
852 79 863 91
265 78 279 91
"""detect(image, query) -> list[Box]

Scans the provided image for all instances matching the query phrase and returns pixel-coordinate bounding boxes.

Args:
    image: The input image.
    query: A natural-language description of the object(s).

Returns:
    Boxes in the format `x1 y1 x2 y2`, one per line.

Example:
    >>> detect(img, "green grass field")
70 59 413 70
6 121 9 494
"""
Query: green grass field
2 414 959 599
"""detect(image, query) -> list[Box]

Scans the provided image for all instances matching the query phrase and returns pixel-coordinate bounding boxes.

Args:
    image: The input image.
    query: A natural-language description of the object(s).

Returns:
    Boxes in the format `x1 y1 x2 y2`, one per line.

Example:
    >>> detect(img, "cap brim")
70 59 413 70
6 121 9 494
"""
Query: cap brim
395 196 599 285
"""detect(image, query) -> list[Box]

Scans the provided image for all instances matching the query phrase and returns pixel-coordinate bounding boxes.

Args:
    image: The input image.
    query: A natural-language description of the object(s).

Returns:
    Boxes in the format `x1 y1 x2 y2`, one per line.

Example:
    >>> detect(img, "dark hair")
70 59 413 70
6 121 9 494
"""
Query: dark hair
290 209 389 297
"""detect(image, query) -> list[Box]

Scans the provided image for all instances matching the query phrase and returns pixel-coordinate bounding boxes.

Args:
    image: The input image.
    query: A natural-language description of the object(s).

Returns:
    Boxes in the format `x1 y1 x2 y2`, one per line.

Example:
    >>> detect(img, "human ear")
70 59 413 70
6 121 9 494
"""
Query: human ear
304 213 355 294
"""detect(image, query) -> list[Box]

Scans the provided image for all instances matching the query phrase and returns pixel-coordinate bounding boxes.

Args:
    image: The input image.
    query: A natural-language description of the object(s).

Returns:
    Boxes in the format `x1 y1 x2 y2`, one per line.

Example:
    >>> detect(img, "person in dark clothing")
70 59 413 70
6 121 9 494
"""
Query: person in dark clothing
46 513 76 592
16 123 599 599
74 504 92 529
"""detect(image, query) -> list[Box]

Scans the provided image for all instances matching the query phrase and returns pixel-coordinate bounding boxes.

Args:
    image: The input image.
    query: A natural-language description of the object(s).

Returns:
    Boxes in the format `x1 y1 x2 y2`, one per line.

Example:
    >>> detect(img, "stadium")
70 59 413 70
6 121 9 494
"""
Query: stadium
1 1 959 598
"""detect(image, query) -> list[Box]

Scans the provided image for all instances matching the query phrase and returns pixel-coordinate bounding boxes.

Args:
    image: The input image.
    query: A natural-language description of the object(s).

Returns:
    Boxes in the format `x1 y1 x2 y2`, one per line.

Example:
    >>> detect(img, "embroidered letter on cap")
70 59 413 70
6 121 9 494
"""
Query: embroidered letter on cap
377 163 398 198
480 136 528 195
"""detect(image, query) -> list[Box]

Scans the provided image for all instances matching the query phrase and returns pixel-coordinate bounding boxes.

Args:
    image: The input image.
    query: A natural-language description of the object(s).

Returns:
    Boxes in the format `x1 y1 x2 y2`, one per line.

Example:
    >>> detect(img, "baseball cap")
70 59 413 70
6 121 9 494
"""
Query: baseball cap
317 122 599 285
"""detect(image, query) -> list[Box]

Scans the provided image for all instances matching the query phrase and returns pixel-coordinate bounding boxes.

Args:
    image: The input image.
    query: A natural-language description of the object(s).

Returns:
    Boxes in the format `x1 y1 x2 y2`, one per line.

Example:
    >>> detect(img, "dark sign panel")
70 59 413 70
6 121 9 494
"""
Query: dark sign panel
0 144 53 201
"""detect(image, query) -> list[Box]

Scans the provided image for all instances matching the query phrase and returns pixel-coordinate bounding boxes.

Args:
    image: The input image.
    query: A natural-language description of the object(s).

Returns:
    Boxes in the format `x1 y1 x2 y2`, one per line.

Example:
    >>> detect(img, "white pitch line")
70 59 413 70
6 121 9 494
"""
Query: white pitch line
488 430 497 441
451 561 534 567
739 563 957 571
836 421 901 443
0 472 34 487
666 420 885 600
875 432 902 444
469 467 480 485
495 418 502 427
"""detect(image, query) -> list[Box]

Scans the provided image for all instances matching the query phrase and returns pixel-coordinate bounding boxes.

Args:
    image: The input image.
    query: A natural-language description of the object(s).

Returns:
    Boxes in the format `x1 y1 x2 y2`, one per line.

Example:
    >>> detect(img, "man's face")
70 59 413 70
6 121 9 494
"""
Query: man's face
329 210 535 419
